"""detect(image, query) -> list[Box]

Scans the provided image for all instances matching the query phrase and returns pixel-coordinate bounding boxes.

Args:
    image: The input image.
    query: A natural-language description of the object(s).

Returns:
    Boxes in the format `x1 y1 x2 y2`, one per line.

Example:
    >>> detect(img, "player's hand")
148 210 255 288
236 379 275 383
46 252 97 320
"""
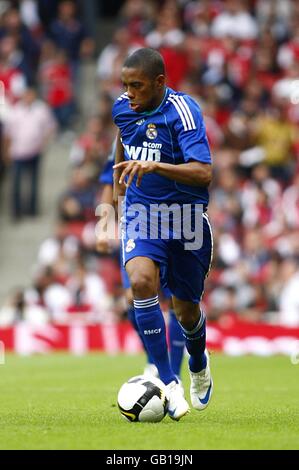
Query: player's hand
113 161 157 188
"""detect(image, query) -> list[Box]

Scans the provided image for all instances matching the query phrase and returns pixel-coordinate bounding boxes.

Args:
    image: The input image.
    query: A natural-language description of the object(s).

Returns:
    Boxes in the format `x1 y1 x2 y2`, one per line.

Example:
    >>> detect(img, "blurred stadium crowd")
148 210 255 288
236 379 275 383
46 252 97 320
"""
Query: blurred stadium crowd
0 0 299 327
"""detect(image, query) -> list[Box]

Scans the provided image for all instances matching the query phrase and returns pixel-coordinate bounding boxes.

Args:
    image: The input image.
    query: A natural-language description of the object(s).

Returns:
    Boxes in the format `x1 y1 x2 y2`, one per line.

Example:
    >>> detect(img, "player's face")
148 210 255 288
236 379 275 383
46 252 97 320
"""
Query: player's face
121 67 165 113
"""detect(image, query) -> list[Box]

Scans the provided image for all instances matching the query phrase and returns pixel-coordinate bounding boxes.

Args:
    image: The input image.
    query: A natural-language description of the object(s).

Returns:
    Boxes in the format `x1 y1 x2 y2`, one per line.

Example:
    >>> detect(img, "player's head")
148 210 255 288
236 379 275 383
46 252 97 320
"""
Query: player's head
122 48 166 113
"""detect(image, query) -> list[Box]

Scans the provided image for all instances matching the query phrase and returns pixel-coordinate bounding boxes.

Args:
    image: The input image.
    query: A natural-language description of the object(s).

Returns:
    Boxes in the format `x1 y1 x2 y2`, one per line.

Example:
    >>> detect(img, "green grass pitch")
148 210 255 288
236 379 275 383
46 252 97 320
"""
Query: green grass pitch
0 353 298 450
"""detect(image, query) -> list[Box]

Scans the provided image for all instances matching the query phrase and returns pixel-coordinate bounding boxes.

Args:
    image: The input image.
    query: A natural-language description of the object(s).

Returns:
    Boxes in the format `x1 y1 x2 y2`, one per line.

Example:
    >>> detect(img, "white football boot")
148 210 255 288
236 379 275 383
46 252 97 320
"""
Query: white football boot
166 380 190 421
189 349 213 411
176 376 185 397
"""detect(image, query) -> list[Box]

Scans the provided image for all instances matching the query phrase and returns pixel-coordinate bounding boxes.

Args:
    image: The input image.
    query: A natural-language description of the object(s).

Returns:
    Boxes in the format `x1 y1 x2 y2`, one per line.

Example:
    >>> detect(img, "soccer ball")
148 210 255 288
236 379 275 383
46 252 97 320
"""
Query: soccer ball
117 375 168 423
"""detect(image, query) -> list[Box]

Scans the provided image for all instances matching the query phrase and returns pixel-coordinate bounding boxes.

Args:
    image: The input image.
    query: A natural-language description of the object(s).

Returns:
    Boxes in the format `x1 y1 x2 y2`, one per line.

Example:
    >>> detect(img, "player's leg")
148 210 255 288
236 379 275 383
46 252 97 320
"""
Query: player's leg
168 306 185 378
120 248 158 375
172 296 212 410
126 256 189 420
124 285 158 377
160 266 185 379
168 214 213 411
172 298 207 373
126 256 176 385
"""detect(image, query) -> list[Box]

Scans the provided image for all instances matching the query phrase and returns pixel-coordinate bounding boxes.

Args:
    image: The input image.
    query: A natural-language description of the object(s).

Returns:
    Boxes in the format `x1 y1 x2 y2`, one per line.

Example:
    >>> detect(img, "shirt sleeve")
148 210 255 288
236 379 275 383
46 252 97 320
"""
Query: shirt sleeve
173 95 212 164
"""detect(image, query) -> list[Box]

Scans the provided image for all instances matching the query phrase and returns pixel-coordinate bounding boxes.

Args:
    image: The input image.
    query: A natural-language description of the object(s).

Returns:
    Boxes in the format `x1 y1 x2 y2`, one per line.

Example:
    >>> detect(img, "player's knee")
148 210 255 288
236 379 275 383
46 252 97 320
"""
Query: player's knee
180 318 198 330
176 313 195 330
174 306 200 330
130 273 156 298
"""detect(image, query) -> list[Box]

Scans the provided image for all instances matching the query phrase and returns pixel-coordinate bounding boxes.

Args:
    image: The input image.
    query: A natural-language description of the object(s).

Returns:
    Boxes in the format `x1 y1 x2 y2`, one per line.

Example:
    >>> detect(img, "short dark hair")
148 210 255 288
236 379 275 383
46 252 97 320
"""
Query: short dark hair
123 48 165 80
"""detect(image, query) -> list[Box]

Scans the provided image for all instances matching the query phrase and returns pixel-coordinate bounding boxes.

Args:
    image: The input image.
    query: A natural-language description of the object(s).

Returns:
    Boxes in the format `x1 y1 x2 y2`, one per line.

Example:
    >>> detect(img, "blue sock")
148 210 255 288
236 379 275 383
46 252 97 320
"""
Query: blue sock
180 311 207 373
168 309 185 378
127 305 155 365
134 296 176 385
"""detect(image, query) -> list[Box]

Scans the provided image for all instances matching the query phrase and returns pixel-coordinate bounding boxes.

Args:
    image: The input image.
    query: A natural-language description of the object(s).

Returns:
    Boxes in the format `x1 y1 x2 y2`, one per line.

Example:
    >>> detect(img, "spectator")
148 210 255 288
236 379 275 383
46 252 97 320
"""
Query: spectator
184 0 215 38
69 115 112 172
65 260 112 322
282 173 299 229
251 99 297 180
38 40 75 130
211 0 258 40
0 6 40 74
272 62 299 125
3 86 57 220
96 92 115 138
145 4 185 50
277 16 299 70
0 288 49 326
0 35 27 103
58 166 99 223
37 221 80 270
118 0 156 40
37 0 59 33
19 0 42 38
96 26 142 97
48 0 94 80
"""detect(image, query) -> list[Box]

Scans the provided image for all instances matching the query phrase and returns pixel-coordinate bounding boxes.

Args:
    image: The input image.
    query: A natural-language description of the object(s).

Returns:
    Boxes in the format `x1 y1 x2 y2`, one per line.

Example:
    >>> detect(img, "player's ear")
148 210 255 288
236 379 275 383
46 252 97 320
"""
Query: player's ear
155 74 166 89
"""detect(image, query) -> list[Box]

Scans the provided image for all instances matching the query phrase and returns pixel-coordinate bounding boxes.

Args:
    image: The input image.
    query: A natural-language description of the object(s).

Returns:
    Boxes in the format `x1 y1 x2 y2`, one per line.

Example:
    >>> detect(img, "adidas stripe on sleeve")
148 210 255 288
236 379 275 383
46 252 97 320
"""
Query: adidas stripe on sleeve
171 94 211 165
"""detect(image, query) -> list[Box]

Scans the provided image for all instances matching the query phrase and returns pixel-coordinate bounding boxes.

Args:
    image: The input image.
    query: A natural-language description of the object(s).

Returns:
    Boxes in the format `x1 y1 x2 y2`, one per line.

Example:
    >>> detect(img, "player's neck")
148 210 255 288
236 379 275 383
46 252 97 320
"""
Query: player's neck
144 88 167 116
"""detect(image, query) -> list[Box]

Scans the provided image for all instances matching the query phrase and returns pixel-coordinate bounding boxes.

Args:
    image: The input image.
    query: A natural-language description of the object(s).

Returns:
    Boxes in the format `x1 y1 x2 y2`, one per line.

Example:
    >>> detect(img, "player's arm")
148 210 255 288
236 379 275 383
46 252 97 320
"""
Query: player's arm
96 131 126 253
153 161 212 186
113 129 126 207
113 160 212 188
114 160 212 187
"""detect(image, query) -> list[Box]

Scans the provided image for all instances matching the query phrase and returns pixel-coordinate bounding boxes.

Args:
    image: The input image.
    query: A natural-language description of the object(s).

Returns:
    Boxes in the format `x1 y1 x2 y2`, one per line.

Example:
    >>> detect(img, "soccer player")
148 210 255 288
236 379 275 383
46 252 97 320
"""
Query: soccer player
97 145 186 380
113 48 213 421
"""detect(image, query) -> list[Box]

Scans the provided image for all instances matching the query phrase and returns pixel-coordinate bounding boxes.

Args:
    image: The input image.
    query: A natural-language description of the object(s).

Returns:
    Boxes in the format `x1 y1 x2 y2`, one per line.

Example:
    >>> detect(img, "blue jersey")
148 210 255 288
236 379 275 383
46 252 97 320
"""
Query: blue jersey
112 87 211 209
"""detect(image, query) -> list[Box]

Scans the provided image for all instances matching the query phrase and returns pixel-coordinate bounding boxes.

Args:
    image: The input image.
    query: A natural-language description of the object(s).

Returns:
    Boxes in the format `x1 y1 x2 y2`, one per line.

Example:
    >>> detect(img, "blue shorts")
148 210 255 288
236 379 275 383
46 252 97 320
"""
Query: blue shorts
121 253 172 299
122 213 213 304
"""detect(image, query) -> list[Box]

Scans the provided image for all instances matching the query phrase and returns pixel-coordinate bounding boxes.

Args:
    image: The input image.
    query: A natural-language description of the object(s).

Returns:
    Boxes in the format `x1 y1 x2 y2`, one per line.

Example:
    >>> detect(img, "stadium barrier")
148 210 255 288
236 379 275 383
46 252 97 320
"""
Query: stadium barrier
0 318 299 356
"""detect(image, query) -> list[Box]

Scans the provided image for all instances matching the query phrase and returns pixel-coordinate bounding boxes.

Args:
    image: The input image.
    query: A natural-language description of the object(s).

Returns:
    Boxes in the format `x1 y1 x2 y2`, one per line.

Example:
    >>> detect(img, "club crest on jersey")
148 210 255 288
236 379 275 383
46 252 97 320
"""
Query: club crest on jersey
146 123 158 140
125 239 136 253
